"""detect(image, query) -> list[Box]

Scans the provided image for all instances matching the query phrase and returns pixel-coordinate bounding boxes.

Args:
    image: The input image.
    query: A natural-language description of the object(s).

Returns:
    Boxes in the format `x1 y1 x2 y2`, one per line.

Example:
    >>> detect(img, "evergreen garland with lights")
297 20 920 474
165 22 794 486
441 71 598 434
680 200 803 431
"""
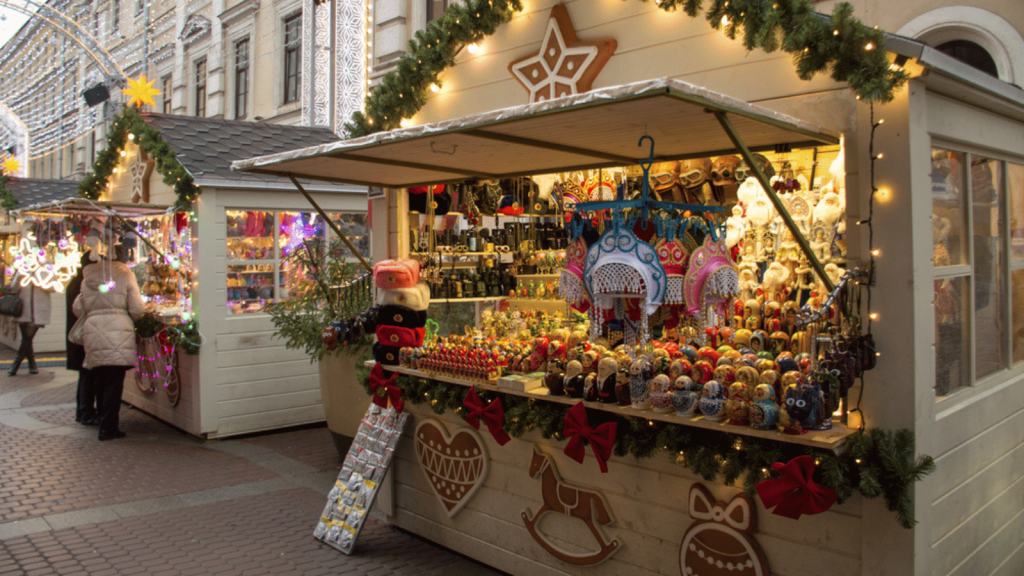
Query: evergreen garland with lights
78 105 200 212
0 174 16 212
362 371 934 529
348 0 906 138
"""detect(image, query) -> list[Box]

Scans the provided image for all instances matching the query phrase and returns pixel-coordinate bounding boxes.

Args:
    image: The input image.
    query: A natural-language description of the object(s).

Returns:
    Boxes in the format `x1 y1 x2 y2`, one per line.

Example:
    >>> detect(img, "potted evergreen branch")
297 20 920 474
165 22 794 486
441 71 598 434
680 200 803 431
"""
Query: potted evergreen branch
269 238 374 455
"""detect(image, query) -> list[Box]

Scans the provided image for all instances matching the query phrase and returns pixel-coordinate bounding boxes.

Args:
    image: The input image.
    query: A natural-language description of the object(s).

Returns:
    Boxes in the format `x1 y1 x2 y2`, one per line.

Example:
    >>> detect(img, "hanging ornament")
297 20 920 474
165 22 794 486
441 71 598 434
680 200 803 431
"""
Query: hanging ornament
121 75 161 108
7 231 82 292
2 156 20 176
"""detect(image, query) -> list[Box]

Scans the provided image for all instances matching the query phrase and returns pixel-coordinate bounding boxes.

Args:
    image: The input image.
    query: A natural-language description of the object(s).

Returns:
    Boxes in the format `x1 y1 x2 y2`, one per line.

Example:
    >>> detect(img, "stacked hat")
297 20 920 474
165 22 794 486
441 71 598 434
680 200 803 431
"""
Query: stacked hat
372 259 429 368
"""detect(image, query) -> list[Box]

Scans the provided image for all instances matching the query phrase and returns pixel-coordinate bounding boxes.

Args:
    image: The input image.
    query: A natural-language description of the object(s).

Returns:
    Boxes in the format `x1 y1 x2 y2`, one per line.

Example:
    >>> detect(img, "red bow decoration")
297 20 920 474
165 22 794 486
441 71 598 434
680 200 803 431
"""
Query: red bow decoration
368 363 404 413
755 455 839 519
463 388 510 446
562 402 617 473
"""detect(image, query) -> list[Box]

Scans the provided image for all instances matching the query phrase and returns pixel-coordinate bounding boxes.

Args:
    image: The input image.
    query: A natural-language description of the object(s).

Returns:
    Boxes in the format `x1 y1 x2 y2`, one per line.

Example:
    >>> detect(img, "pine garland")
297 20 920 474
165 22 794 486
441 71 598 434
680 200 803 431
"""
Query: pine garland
0 174 16 212
79 105 200 212
345 0 523 137
348 0 905 138
364 371 934 529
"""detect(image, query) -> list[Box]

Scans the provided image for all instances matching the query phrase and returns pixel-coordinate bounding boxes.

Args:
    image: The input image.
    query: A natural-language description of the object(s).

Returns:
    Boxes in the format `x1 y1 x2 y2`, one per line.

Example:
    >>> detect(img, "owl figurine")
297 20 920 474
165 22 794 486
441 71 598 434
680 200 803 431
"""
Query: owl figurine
724 382 751 426
699 380 727 421
781 381 820 434
563 360 585 398
749 383 780 430
649 374 674 413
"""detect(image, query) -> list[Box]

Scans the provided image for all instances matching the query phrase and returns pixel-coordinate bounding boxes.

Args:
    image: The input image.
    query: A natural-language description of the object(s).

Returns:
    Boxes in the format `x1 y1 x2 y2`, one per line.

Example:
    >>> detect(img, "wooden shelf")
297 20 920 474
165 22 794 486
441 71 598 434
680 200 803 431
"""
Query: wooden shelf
368 362 855 451
514 274 560 279
410 251 502 257
428 296 507 303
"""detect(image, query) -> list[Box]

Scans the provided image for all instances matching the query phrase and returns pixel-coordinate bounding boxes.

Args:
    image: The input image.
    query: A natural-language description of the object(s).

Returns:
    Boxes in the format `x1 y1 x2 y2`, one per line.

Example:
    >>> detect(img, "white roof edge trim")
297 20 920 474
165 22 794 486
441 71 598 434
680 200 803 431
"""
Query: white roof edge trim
231 77 838 175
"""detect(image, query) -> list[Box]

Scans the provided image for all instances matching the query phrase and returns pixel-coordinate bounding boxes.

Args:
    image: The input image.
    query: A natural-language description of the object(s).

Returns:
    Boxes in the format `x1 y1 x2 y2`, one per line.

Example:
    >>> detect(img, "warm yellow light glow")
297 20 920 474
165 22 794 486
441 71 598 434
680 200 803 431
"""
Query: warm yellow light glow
865 42 874 51
466 43 480 54
869 313 878 320
399 118 410 128
429 83 440 93
721 15 729 26
876 187 893 203
871 249 880 256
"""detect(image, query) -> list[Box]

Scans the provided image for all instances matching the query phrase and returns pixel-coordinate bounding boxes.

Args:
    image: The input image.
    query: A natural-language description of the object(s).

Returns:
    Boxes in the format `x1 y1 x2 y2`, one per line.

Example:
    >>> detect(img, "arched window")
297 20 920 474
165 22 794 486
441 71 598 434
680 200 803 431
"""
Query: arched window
898 7 1024 84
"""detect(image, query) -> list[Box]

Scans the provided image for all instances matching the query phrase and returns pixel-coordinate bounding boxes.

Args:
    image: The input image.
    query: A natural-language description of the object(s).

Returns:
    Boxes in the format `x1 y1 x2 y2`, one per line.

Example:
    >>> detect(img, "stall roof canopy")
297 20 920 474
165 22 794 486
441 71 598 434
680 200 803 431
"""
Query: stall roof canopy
12 198 171 219
6 178 80 208
233 78 840 189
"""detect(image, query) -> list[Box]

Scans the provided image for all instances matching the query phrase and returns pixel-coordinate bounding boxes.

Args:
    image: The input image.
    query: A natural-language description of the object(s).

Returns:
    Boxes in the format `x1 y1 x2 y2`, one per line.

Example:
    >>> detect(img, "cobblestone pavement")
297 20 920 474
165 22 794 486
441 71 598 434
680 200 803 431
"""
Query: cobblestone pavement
0 365 507 576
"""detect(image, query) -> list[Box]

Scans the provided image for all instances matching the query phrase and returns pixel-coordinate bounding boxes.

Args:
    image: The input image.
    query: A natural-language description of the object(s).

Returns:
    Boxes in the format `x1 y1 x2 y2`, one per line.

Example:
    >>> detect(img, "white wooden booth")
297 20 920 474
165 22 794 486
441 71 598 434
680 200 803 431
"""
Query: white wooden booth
76 114 368 439
235 2 1024 574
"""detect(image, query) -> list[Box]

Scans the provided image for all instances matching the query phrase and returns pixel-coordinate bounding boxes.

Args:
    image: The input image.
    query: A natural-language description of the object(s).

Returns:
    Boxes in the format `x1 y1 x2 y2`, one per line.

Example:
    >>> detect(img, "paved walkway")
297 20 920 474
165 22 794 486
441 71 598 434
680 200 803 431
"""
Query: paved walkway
0 364 507 576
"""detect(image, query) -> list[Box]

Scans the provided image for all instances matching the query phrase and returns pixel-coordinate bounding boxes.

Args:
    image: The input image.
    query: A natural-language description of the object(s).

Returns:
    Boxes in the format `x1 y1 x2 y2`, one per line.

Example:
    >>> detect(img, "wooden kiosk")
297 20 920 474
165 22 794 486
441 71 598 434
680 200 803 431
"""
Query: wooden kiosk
235 2 1024 574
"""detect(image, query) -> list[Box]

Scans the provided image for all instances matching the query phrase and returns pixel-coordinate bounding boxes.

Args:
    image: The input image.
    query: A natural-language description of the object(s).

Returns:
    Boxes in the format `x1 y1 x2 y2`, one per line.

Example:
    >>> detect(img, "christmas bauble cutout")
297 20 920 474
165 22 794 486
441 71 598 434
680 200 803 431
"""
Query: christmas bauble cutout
679 484 768 576
414 419 489 518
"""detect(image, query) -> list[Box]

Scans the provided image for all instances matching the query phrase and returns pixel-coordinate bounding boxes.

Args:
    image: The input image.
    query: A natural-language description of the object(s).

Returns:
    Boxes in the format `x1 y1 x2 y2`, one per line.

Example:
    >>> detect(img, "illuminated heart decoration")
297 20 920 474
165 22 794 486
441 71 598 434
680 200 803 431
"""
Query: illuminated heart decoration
414 419 489 518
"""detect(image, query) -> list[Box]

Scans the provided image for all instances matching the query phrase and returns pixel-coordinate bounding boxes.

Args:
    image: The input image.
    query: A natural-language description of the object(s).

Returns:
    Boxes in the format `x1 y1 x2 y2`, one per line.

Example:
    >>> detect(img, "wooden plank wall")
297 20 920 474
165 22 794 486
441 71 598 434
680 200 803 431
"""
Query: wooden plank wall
920 93 1024 576
121 352 201 435
0 297 68 354
205 188 367 438
392 406 863 576
410 0 847 128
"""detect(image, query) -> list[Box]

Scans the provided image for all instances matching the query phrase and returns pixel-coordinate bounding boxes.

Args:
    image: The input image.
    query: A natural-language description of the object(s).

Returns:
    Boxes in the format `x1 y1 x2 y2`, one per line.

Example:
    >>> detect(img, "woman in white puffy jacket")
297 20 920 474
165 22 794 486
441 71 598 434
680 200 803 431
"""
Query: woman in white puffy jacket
72 246 145 441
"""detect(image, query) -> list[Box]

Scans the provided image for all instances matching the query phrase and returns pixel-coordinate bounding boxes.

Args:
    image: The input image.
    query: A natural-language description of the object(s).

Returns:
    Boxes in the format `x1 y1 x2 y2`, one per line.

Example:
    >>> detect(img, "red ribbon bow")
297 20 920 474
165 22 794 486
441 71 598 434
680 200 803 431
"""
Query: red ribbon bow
755 455 839 519
462 388 510 446
562 402 617 473
368 363 404 413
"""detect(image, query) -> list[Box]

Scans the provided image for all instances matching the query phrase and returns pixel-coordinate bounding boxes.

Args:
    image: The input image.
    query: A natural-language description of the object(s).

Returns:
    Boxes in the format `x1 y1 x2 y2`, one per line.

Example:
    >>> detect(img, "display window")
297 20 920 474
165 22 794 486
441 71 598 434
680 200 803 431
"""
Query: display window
226 210 369 315
931 146 1024 397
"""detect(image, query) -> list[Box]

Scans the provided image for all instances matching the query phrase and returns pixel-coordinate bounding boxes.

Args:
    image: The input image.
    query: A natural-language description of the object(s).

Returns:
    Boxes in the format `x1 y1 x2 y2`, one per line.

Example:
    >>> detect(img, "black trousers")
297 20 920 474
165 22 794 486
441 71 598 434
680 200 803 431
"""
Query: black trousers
17 323 39 363
75 369 101 421
95 366 130 436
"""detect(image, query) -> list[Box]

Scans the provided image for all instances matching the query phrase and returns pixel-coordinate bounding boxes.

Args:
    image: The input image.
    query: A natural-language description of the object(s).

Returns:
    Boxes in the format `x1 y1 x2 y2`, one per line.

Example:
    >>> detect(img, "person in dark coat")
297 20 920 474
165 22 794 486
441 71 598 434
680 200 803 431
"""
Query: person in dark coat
68 252 100 425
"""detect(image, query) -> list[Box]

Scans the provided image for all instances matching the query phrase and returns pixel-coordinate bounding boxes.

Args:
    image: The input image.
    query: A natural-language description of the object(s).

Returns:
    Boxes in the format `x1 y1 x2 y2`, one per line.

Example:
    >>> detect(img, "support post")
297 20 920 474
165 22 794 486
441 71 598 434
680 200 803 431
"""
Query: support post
712 111 835 293
288 174 373 273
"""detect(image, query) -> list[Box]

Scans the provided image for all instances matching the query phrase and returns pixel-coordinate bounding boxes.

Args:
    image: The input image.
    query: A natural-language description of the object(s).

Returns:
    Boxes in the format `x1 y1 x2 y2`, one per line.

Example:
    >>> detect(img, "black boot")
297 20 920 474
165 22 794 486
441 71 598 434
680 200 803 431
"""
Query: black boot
27 355 38 375
7 354 23 376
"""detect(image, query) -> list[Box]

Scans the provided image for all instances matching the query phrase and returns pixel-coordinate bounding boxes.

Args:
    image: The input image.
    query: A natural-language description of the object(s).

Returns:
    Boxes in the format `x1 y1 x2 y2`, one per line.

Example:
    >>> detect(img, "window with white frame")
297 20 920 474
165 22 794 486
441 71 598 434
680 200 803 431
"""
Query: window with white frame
225 210 370 315
932 146 1024 398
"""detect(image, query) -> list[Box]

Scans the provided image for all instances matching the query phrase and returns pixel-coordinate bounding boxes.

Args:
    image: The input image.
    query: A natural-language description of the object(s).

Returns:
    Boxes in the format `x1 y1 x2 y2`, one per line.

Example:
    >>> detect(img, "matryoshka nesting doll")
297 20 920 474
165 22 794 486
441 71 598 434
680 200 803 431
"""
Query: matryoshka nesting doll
749 384 780 430
545 359 565 396
649 374 674 413
564 360 585 398
672 376 700 416
583 372 599 402
691 361 715 385
713 365 737 384
699 380 727 421
679 484 769 576
724 382 751 425
629 356 654 409
735 366 760 389
596 356 618 404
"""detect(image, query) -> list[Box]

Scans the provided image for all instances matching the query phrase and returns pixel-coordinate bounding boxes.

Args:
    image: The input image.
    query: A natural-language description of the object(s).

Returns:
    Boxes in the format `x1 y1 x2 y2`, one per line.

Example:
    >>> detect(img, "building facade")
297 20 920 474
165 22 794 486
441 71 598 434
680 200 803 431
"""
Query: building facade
0 0 309 181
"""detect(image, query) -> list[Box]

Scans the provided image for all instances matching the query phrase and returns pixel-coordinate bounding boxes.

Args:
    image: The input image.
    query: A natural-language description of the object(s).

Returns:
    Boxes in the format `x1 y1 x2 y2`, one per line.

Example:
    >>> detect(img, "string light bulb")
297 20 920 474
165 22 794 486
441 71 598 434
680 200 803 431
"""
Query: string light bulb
429 83 440 93
466 43 480 54
869 312 878 320
871 249 880 256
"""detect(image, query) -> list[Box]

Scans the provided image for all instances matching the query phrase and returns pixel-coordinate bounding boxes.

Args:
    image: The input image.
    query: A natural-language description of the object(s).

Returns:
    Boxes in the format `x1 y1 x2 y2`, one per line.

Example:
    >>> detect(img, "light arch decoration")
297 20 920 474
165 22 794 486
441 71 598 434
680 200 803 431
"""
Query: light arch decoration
0 0 127 86
897 6 1024 84
0 103 29 178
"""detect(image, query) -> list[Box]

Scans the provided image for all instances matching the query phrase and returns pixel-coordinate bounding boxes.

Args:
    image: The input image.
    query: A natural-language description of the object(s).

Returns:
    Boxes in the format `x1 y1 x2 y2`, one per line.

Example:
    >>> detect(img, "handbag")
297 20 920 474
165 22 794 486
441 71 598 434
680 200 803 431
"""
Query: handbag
68 313 87 345
0 284 23 318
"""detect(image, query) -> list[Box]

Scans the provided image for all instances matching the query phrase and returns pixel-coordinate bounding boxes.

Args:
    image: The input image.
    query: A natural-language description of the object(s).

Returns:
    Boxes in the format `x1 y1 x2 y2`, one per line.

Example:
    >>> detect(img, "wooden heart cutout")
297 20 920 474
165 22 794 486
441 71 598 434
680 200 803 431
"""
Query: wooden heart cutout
414 419 489 518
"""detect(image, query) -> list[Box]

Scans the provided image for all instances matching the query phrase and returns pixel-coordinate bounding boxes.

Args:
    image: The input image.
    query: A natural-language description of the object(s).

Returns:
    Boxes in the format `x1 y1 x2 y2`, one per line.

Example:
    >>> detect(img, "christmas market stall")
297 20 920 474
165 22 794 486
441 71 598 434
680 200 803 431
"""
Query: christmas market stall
50 107 369 439
232 1 1024 574
0 178 79 352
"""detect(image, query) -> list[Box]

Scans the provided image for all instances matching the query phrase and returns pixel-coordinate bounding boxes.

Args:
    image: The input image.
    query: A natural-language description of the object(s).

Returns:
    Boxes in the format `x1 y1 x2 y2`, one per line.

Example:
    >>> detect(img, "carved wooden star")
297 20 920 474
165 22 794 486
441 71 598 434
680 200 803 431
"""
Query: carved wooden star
508 5 617 103
129 146 155 203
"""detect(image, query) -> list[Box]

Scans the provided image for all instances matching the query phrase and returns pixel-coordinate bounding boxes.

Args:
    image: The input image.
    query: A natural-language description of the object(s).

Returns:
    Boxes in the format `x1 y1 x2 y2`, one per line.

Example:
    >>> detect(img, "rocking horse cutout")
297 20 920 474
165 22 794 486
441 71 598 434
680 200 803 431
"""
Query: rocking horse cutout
522 445 621 566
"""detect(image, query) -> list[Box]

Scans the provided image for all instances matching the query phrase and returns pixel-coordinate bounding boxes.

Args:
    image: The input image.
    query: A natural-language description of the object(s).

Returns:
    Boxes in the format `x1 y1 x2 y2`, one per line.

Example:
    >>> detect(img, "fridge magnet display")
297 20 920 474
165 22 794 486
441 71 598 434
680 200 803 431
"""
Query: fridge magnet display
522 445 620 566
315 404 409 555
414 418 489 518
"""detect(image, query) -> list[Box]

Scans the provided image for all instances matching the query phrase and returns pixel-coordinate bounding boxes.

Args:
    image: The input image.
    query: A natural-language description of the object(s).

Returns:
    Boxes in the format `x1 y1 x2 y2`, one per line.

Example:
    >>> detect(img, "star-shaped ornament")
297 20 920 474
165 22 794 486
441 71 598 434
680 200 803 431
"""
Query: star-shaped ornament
2 156 20 176
129 146 155 203
508 5 616 103
122 74 161 108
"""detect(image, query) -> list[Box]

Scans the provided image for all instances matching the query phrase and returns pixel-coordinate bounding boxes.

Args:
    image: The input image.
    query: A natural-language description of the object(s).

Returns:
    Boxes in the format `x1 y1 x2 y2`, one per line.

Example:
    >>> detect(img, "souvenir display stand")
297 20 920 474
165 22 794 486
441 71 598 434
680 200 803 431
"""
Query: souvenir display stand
235 1 1024 572
57 113 369 439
